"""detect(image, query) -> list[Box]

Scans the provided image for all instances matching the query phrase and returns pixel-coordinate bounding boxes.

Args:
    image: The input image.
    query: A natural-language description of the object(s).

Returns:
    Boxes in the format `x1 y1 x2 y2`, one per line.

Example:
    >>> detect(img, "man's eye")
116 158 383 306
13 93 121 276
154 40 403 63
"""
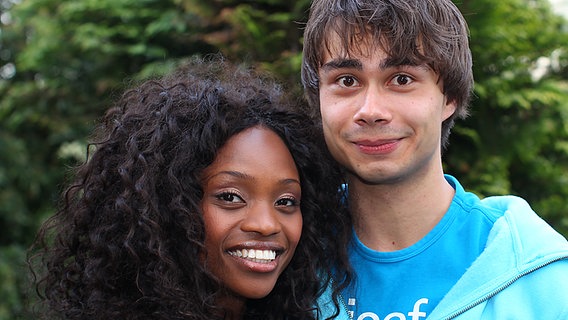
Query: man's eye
216 192 244 203
337 75 358 88
392 74 412 86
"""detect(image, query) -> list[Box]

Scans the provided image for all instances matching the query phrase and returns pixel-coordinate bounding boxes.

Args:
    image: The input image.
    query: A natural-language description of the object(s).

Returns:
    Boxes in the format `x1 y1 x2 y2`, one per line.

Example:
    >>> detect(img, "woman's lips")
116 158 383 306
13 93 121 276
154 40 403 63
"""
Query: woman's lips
228 249 277 261
226 244 284 272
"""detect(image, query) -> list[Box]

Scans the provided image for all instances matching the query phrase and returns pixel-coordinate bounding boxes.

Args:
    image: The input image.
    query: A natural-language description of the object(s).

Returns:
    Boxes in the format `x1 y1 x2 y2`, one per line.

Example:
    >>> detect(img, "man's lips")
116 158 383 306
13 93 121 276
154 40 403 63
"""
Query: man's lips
353 139 401 154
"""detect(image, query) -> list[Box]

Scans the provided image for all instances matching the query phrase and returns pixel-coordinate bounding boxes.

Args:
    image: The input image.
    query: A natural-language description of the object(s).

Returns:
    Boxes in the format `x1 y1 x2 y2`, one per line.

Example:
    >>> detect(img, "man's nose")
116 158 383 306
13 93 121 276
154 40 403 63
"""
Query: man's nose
353 86 392 125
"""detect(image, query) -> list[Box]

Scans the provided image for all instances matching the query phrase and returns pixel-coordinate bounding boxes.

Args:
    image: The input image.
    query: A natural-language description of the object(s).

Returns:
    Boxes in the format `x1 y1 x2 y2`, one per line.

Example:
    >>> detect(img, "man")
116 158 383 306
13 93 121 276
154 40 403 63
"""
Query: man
302 0 568 319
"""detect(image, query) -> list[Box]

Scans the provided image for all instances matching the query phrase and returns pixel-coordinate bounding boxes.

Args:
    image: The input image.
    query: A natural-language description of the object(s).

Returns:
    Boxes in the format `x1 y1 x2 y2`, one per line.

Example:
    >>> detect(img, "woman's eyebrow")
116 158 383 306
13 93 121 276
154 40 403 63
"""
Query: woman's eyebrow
202 170 253 183
204 171 300 187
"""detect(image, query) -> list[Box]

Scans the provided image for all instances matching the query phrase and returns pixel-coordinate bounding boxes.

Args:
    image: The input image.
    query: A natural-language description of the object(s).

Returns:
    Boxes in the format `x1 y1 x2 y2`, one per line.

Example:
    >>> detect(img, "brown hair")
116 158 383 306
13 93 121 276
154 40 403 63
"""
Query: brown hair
301 0 474 148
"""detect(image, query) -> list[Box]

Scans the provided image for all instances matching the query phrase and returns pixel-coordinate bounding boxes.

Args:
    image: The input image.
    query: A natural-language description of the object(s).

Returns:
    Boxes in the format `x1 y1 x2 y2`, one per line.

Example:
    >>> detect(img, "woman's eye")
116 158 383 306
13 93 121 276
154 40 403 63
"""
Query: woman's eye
275 197 298 207
392 74 413 86
216 192 244 203
337 75 359 88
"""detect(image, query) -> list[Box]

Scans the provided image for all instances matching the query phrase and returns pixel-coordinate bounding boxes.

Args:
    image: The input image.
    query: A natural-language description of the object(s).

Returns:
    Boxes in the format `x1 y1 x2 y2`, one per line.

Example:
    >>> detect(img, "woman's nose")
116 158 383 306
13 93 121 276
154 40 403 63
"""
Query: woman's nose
240 203 282 236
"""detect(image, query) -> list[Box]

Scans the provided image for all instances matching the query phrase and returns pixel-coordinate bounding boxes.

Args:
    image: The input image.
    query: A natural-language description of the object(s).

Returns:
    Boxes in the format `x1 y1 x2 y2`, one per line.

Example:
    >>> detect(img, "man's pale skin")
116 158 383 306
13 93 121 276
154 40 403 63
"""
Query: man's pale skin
318 36 457 252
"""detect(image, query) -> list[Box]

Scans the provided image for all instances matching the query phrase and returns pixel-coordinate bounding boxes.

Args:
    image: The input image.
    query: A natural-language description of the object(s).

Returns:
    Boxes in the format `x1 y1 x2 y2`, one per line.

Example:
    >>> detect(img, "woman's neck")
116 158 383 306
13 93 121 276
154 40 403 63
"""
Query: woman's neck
217 292 246 320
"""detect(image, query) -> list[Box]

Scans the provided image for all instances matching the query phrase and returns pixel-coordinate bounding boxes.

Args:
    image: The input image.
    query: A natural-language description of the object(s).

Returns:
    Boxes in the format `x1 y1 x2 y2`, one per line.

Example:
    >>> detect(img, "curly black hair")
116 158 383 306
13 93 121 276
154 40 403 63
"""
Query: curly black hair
29 57 352 320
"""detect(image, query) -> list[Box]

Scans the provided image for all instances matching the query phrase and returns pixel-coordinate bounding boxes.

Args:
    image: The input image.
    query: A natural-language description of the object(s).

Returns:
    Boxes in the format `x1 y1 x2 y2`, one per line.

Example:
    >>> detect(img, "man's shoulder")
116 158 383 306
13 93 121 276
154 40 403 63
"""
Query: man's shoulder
486 258 568 318
435 258 568 319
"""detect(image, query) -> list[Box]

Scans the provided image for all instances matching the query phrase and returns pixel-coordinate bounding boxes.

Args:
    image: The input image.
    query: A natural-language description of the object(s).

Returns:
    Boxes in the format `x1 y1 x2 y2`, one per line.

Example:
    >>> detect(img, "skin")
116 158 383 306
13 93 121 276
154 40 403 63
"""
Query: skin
200 126 302 317
318 35 456 252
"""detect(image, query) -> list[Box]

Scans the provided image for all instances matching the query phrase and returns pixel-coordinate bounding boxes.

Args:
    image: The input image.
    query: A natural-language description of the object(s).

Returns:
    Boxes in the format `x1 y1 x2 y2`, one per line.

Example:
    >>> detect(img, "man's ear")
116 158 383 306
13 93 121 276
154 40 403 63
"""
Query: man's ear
442 99 457 121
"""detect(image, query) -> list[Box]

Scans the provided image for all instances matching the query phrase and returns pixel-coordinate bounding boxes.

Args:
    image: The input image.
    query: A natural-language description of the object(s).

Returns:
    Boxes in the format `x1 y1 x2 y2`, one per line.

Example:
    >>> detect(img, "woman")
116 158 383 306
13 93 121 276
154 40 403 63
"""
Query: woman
29 57 351 319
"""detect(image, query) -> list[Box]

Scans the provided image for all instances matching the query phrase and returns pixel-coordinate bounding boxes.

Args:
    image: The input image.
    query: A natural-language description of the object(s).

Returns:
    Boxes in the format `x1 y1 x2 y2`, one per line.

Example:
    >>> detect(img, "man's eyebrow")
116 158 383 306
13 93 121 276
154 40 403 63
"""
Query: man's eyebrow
380 57 427 70
321 58 363 72
321 57 429 73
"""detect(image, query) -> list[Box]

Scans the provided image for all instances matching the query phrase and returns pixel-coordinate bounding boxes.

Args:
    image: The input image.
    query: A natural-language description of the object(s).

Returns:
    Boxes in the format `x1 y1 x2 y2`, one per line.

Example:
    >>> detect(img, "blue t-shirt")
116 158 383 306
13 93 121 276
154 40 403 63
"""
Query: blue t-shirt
342 175 501 320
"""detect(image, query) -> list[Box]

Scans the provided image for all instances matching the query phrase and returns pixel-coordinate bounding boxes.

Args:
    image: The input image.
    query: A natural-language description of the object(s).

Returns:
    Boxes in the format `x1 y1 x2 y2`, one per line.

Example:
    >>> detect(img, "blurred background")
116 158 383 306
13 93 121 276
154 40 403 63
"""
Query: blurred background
1 0 567 318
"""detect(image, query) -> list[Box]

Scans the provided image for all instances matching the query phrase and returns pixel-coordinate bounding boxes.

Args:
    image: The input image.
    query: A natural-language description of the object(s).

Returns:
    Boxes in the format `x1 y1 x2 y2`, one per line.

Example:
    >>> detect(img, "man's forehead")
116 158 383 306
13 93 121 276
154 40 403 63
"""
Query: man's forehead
320 30 382 63
319 32 405 72
319 29 430 71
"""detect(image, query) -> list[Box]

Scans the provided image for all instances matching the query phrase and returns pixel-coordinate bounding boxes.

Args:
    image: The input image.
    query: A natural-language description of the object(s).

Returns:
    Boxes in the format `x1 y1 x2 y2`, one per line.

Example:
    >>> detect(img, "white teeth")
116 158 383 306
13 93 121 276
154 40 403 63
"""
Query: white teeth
229 249 277 261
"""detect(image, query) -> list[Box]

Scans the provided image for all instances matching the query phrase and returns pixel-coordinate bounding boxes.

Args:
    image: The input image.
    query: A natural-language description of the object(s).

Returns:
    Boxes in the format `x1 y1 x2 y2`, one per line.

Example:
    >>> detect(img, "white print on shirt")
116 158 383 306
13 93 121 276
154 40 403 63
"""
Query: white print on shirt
349 298 429 320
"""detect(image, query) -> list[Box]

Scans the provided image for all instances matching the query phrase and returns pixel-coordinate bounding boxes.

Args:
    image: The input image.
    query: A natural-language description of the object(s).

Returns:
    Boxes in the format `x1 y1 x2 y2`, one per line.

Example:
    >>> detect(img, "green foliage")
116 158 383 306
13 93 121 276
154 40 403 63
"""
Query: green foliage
0 1 309 318
0 0 567 318
0 245 33 319
445 0 568 236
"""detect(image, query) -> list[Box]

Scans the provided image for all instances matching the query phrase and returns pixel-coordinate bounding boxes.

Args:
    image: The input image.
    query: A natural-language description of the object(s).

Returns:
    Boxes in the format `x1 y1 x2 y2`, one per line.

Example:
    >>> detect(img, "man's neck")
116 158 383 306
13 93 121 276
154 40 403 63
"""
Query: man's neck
348 170 455 252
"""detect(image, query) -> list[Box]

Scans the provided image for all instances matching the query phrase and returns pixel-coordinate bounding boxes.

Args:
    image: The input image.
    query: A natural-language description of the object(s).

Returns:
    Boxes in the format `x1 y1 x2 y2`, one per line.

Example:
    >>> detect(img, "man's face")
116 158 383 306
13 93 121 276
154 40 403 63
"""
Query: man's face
317 36 456 186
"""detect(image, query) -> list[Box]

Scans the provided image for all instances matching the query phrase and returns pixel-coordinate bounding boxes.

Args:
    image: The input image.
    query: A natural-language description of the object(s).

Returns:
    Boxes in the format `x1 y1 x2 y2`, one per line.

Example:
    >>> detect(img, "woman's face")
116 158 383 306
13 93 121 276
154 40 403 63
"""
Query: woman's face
200 126 303 306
